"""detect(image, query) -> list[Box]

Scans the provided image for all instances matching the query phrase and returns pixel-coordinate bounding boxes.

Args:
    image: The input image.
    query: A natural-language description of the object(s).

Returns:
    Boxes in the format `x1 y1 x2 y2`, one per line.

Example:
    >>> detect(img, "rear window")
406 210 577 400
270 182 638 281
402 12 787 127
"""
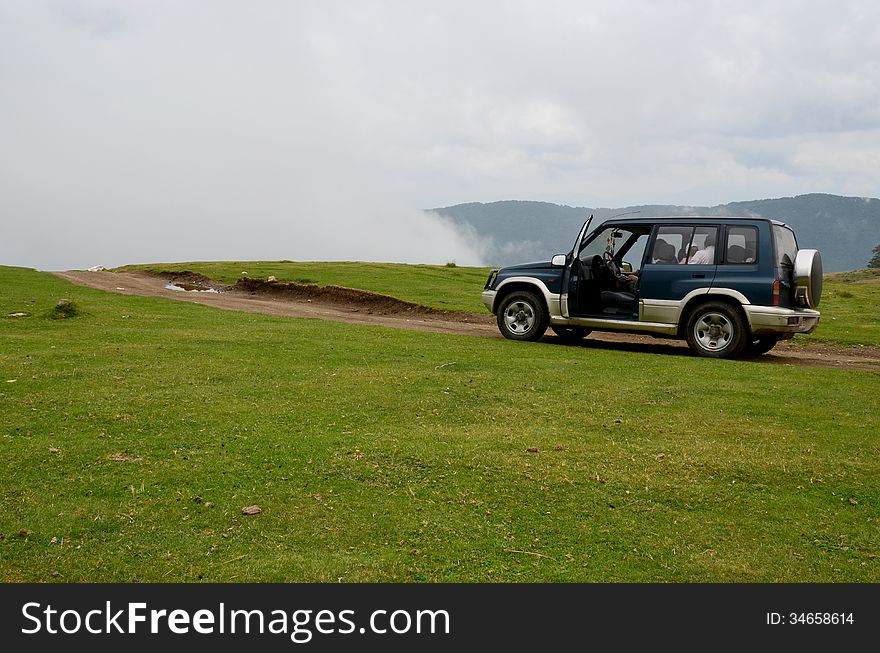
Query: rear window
725 226 758 264
773 225 798 267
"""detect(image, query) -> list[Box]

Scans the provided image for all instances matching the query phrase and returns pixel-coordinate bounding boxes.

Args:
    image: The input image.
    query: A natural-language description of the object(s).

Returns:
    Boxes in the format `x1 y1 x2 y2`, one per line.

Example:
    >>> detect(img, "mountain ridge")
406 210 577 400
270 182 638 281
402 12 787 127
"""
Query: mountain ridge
430 193 879 271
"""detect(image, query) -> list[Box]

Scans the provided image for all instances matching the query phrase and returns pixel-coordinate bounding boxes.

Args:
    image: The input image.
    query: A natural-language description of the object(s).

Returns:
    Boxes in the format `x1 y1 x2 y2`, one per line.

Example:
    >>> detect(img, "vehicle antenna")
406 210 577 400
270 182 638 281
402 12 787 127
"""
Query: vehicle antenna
608 210 641 220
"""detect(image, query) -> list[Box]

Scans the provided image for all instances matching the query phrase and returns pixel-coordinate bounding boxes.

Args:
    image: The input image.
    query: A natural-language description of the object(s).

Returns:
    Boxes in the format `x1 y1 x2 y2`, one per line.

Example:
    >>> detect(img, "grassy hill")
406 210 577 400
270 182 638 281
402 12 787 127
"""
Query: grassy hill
431 194 880 272
1 263 879 582
120 261 880 348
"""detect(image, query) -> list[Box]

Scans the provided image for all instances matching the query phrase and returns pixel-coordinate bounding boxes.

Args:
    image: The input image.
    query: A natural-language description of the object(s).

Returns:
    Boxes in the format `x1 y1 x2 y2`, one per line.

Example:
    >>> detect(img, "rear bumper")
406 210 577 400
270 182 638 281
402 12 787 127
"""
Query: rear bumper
744 305 820 336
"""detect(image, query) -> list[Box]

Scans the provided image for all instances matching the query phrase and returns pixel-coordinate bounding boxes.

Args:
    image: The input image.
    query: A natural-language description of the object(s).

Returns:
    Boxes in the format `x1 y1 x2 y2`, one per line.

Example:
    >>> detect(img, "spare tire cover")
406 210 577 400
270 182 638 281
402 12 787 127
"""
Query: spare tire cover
794 249 822 309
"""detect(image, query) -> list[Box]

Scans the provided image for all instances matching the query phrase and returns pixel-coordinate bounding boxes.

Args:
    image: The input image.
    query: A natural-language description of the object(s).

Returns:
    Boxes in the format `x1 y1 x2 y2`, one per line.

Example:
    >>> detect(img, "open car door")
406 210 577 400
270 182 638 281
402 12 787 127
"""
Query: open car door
560 217 592 318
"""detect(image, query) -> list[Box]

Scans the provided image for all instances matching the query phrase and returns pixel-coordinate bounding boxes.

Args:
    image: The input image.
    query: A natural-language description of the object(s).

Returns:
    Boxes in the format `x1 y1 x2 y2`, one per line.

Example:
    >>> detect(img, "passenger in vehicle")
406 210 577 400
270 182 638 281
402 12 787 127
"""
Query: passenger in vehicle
679 245 698 263
687 234 716 264
651 239 678 264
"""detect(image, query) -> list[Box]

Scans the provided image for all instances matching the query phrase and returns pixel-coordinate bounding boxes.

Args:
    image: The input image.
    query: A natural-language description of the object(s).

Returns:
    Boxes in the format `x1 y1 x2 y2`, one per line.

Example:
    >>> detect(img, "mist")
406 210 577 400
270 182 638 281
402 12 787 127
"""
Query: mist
2 1 879 271
0 2 485 270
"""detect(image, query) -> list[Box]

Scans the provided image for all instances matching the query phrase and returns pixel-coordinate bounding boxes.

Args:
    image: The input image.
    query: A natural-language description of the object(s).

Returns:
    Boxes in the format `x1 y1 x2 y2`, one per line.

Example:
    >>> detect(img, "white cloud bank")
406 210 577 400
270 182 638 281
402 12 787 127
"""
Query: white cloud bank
1 1 878 269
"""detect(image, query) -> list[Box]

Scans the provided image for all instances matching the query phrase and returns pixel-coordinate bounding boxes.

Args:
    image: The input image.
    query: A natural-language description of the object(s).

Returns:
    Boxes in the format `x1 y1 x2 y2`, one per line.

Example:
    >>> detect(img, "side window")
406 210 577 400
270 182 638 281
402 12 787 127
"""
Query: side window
651 226 692 264
725 226 758 264
685 227 718 265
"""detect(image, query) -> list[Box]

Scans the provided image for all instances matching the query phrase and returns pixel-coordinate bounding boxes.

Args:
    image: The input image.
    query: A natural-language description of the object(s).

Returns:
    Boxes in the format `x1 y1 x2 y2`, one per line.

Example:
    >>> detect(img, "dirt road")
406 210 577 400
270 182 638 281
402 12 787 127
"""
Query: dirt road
54 270 880 370
53 270 494 337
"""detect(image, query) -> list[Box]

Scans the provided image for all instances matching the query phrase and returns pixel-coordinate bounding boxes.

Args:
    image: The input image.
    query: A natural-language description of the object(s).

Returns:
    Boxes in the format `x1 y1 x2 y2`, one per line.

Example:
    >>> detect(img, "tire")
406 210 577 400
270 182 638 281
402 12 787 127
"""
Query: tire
745 336 780 356
794 249 823 308
496 290 549 341
551 325 591 343
685 301 748 358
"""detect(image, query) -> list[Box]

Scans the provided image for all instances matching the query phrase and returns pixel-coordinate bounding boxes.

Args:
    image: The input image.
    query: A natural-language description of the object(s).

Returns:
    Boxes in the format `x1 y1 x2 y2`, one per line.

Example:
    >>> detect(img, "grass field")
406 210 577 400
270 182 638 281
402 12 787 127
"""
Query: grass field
121 261 880 348
2 264 879 582
818 269 880 346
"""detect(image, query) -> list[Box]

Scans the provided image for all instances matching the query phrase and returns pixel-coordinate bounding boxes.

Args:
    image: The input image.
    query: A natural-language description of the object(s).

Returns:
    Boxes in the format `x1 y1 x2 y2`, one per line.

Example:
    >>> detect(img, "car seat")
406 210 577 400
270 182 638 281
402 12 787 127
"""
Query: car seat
600 289 636 309
653 239 678 264
727 244 746 263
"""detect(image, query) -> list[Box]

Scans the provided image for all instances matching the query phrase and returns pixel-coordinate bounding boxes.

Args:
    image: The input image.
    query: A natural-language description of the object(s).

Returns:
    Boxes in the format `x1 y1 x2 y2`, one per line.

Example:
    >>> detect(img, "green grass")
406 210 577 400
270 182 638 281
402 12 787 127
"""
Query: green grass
810 274 880 347
120 261 492 313
120 261 880 348
828 268 880 283
1 265 879 582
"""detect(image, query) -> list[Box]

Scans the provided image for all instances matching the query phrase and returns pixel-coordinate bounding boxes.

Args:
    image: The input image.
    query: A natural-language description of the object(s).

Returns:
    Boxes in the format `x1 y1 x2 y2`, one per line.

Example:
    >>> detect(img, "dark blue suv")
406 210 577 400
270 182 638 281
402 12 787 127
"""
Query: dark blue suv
481 216 822 358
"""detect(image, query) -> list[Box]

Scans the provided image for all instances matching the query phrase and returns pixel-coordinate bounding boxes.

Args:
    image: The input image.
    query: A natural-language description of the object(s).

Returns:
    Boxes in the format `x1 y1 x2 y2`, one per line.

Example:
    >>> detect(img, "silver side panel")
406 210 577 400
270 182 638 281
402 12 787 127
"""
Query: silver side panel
498 284 807 338
554 288 756 337
641 288 752 326
640 299 680 324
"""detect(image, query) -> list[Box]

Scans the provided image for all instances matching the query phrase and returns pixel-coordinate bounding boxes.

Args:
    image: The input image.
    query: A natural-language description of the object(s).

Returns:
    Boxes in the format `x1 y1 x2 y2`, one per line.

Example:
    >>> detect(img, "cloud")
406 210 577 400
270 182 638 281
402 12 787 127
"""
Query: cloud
1 1 879 269
0 2 485 269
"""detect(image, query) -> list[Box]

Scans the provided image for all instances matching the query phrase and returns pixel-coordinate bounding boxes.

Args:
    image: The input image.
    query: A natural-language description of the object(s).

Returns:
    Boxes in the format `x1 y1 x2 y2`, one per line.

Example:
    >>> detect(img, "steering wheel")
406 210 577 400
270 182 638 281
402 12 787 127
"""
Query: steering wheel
603 251 621 279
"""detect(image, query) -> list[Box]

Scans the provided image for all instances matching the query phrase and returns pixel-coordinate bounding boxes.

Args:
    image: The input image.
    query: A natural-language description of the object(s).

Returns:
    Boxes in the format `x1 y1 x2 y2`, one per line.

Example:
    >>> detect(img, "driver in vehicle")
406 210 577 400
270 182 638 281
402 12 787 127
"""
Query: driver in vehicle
596 253 640 295
617 268 640 294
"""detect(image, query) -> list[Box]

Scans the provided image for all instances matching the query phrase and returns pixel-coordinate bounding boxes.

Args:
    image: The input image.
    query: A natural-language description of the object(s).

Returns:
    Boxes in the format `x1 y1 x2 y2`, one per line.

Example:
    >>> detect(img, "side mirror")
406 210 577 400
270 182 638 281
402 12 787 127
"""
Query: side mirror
620 261 633 273
551 254 567 267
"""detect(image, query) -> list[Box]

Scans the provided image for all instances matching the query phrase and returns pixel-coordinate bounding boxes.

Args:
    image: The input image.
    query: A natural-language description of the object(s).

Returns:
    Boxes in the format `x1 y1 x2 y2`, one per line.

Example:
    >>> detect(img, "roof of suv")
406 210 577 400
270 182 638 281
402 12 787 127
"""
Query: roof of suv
601 215 789 228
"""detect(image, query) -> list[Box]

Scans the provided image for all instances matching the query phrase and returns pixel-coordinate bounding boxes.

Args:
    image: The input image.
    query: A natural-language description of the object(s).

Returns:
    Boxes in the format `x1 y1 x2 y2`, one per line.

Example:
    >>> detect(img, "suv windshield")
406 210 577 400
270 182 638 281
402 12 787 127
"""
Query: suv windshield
774 225 798 267
580 226 627 261
579 225 649 266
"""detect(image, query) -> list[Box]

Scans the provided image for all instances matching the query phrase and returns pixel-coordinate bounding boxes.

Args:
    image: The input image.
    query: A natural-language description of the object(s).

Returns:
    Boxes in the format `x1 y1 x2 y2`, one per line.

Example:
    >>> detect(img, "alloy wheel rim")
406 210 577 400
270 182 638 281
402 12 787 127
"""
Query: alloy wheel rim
694 312 733 351
504 301 536 334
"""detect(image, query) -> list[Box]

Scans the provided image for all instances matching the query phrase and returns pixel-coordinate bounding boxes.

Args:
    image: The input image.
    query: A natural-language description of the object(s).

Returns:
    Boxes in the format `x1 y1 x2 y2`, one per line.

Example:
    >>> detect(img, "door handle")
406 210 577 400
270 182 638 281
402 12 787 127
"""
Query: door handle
692 273 705 279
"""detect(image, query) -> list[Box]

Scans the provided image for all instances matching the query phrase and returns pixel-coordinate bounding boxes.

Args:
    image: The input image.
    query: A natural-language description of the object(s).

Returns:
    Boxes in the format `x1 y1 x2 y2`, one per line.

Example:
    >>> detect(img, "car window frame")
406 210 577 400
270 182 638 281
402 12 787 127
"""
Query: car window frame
648 224 695 265
721 225 759 265
646 224 720 266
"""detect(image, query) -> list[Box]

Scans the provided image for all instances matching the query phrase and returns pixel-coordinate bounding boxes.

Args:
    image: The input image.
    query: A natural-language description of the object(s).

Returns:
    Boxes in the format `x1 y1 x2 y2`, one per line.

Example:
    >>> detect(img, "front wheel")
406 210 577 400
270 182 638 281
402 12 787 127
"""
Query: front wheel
685 302 748 358
497 291 549 341
551 325 591 343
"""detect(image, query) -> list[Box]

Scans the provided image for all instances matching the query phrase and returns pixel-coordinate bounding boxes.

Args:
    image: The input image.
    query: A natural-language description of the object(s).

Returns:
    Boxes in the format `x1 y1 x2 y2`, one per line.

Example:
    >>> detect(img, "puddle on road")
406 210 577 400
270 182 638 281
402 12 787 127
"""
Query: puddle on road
164 283 220 293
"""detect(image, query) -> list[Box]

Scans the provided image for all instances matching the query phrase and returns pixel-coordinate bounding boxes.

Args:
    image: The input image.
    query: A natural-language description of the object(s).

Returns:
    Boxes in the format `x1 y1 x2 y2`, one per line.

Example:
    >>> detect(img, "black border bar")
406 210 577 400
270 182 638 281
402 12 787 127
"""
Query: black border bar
2 583 876 650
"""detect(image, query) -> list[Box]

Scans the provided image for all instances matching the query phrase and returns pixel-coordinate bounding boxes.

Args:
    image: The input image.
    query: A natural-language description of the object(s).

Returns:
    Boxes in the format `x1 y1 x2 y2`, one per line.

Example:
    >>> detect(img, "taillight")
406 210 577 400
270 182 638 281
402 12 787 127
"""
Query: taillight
772 279 780 306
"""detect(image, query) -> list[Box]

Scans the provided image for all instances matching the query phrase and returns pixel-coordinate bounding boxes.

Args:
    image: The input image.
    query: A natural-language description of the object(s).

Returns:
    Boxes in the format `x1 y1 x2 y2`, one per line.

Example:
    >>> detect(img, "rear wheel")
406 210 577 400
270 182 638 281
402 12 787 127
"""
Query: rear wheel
745 336 780 356
685 302 748 358
497 291 548 341
551 325 591 343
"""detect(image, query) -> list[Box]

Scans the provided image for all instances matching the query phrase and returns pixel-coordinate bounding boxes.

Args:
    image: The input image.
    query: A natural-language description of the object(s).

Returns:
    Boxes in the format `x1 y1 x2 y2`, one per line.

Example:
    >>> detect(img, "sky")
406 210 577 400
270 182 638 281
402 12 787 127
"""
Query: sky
2 1 879 269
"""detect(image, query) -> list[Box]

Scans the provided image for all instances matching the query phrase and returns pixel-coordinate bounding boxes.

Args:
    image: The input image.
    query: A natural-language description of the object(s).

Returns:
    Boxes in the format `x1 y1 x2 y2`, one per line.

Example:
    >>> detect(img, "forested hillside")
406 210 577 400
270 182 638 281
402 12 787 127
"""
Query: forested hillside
432 194 879 271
